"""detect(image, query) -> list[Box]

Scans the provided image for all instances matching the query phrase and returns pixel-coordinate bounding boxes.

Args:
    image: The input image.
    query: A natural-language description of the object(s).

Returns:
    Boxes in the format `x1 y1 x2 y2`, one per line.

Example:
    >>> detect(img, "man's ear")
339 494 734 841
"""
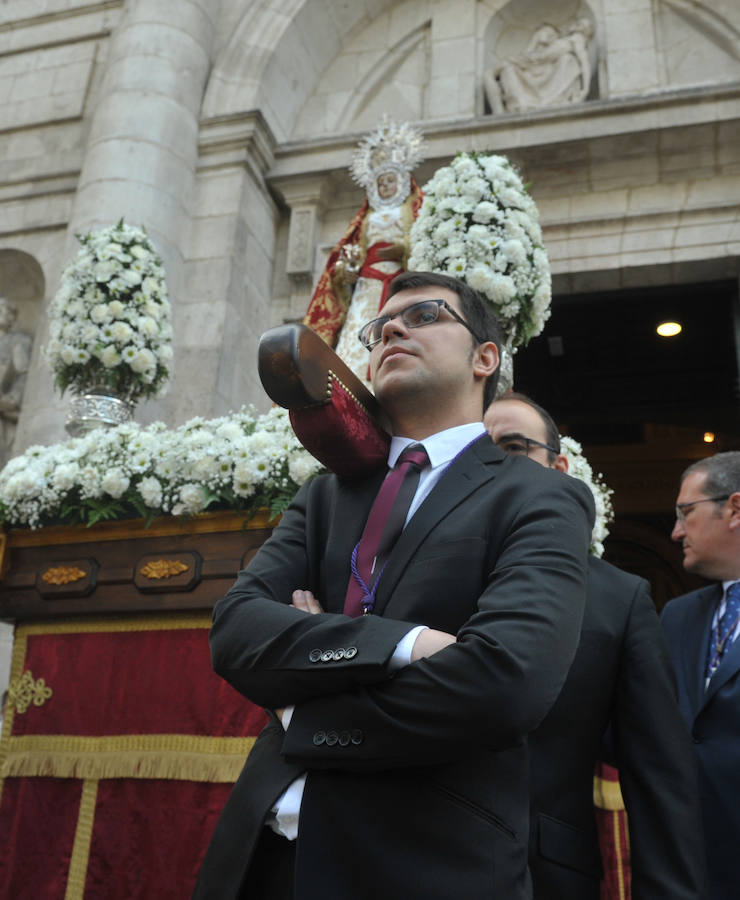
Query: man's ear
728 492 740 531
473 341 499 378
552 454 569 474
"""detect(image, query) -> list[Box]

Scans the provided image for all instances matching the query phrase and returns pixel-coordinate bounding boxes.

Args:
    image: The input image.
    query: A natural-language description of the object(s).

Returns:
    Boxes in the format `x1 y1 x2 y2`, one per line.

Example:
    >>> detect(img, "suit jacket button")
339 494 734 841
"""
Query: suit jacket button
313 731 326 746
351 729 363 745
325 730 339 746
344 646 358 659
333 648 345 660
338 731 351 747
309 649 322 663
692 733 702 744
321 649 334 662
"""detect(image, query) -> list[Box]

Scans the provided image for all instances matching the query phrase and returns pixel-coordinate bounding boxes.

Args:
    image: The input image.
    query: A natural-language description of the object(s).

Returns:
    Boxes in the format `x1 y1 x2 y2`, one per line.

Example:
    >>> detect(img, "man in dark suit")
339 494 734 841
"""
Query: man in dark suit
661 451 740 900
484 395 706 899
194 272 594 899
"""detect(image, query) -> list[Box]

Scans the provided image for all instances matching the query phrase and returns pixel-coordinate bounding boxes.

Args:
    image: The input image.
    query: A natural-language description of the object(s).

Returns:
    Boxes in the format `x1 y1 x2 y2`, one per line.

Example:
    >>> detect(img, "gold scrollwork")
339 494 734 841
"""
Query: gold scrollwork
7 669 53 714
42 565 86 585
140 559 189 580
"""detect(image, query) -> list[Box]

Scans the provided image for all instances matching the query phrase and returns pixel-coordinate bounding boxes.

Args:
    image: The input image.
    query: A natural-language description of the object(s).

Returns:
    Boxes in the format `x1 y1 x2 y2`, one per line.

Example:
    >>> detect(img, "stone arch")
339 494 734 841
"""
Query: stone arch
292 16 432 138
0 249 45 335
202 0 400 140
480 0 599 115
655 0 740 87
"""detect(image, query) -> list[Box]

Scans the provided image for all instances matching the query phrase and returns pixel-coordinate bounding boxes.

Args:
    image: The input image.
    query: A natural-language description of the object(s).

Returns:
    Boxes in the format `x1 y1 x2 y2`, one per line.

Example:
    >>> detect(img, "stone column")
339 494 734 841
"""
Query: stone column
15 0 220 449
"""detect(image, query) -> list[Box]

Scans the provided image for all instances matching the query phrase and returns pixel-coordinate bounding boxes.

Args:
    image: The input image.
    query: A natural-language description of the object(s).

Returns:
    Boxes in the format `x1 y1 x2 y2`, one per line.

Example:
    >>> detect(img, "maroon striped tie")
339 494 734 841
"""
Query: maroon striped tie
344 444 429 617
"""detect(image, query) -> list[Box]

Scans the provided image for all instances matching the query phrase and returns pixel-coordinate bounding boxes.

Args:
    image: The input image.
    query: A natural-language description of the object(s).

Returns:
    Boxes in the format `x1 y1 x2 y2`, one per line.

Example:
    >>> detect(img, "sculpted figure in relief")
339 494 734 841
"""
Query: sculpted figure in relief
303 119 425 385
485 19 595 115
0 296 31 467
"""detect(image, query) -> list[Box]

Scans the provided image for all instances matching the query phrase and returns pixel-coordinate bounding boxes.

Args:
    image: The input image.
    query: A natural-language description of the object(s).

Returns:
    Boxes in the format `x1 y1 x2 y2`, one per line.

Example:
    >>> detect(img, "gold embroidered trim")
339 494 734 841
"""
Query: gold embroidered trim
612 810 627 899
65 779 98 900
17 612 211 637
139 559 189 580
1 734 256 783
7 670 53 714
41 565 86 585
593 773 625 810
327 370 373 418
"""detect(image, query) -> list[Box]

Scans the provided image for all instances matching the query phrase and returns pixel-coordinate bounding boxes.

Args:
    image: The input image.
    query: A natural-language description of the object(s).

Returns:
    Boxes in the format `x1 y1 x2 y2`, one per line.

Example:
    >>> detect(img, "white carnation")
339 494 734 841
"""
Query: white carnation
101 467 130 499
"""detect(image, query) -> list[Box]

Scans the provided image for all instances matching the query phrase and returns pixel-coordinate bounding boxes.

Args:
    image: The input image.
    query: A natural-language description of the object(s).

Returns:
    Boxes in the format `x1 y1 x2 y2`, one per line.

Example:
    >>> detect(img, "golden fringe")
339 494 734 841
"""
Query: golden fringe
612 809 628 900
1 734 255 783
593 773 626 811
65 779 98 900
17 611 212 637
0 628 27 802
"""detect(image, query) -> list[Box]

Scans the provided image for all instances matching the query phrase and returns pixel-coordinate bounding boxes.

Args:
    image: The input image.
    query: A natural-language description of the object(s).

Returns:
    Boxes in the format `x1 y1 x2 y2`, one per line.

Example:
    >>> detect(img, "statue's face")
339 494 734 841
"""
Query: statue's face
376 171 399 201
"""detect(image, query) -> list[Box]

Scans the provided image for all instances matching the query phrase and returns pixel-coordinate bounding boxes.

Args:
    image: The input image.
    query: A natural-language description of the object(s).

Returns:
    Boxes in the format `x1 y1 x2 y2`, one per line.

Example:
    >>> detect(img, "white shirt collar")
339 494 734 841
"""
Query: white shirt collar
388 422 486 470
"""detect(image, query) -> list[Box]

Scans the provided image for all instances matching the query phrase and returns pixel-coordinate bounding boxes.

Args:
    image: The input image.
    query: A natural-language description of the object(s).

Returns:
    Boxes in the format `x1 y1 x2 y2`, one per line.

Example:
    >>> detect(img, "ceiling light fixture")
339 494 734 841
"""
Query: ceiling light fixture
656 321 682 337
703 432 715 443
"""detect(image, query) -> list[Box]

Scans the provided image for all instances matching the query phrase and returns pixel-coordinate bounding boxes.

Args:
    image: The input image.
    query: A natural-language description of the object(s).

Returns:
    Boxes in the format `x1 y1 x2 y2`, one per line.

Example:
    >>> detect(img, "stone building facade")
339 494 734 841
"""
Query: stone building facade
1 0 738 451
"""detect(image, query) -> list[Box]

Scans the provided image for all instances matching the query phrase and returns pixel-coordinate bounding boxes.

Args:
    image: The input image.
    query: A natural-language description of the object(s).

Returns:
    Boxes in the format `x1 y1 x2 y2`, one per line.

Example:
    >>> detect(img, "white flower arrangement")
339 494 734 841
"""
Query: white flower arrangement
46 219 173 403
408 152 551 350
0 407 324 530
560 435 615 558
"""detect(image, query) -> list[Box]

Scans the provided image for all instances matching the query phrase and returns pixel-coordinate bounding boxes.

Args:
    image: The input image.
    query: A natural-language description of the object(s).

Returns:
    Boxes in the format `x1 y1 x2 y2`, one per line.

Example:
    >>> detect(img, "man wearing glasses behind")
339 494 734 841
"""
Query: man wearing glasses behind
661 452 740 900
484 394 705 900
195 272 594 900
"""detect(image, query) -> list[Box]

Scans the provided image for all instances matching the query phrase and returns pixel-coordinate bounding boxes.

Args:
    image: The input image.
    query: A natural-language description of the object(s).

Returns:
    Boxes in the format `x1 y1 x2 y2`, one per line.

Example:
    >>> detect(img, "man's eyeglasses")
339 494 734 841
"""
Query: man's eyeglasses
358 299 482 350
495 435 559 457
674 495 729 522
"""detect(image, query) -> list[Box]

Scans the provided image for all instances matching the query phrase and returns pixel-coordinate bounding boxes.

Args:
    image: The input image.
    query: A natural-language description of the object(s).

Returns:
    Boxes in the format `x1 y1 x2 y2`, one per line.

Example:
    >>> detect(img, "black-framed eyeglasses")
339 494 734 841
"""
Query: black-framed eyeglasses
357 298 482 350
495 435 559 457
675 495 729 522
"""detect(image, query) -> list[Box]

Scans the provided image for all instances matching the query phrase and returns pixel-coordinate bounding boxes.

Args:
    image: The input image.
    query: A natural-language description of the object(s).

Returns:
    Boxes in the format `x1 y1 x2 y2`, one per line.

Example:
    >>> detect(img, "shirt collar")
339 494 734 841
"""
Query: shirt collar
388 422 486 470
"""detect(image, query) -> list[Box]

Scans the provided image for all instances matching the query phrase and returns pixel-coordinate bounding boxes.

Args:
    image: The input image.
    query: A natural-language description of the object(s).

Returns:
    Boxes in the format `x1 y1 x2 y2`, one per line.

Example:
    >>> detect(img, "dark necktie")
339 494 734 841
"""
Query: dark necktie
344 443 429 617
706 582 740 681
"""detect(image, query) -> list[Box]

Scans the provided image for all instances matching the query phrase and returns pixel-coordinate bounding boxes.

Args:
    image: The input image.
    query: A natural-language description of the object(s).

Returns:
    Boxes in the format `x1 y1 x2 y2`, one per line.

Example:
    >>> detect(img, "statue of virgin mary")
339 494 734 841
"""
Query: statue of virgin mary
303 119 425 384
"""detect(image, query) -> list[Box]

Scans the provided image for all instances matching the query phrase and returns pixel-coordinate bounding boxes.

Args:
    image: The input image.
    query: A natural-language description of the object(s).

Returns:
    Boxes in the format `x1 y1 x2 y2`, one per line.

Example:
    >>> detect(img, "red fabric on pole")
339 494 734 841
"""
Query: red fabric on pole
13 628 266 738
0 777 82 900
83 780 233 900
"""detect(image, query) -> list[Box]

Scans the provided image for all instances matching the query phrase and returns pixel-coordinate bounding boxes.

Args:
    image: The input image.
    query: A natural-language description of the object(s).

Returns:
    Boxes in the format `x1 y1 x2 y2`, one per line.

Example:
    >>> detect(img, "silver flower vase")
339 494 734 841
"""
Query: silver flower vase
65 386 134 437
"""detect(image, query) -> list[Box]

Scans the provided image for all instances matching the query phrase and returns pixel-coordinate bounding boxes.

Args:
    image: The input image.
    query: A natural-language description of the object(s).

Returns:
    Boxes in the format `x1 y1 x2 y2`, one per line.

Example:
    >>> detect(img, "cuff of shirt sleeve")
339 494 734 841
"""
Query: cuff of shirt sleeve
390 625 428 671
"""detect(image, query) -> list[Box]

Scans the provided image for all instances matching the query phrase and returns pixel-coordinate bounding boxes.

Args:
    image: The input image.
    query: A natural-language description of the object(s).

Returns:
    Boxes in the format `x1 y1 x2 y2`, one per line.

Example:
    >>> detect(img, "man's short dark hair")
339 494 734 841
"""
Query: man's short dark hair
493 391 561 463
387 271 501 409
681 452 740 504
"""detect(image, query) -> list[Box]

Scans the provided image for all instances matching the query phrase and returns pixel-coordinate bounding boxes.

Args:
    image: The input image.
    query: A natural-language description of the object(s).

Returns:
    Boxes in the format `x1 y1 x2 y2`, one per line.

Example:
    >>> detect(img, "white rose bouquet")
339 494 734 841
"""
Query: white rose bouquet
0 406 325 529
560 435 615 557
46 219 173 403
409 152 551 350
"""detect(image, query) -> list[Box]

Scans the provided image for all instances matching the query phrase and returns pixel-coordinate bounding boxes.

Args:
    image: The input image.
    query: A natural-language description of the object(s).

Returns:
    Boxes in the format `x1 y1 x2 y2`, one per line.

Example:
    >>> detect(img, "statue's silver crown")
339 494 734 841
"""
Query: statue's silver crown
349 117 426 190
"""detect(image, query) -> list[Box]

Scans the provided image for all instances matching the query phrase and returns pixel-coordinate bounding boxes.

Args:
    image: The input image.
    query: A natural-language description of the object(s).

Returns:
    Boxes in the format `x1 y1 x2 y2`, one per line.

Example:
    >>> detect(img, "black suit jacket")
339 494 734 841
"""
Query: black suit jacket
194 437 593 900
529 557 706 899
661 584 739 900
